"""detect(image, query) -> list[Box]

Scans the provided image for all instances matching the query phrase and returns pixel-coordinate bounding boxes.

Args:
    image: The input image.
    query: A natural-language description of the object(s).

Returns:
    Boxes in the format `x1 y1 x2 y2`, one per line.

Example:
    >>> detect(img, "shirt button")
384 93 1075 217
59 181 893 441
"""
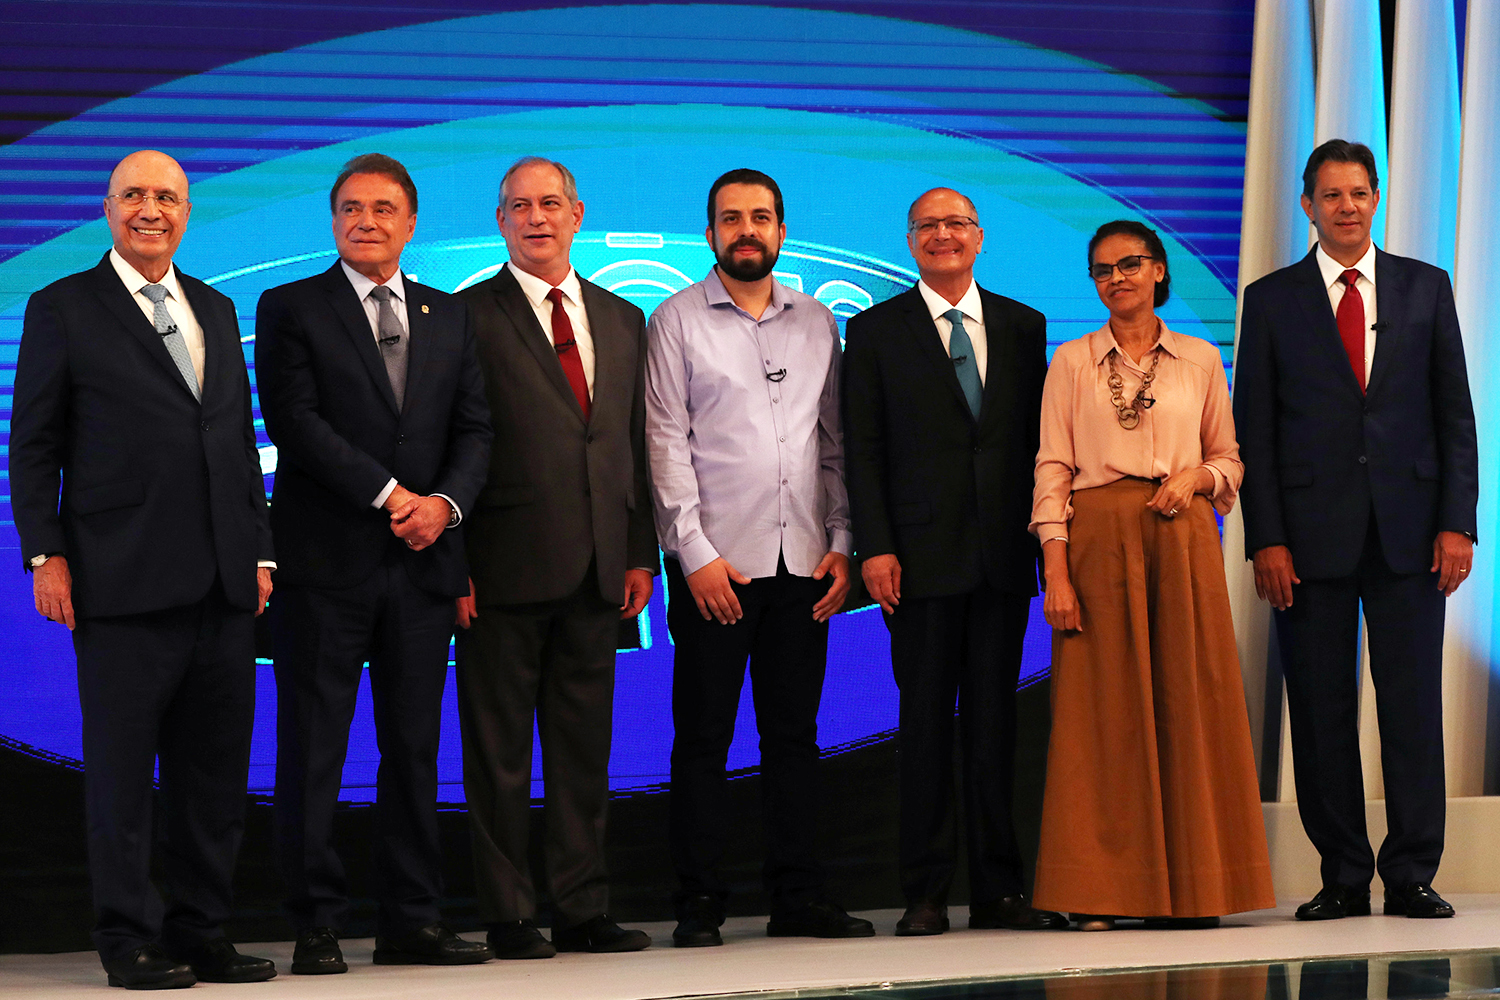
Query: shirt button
782 522 788 527
779 436 786 442
773 398 780 404
782 479 789 485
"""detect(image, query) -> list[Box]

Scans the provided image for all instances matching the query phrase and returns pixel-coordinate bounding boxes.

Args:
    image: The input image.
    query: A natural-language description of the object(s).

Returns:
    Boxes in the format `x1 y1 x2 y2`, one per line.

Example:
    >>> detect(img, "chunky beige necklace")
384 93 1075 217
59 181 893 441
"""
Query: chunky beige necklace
1105 321 1162 430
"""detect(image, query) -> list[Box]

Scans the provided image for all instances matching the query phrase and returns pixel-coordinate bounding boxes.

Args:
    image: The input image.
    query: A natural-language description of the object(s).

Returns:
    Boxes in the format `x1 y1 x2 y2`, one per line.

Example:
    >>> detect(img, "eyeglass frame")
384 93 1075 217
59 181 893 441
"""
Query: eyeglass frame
108 191 189 211
1088 254 1156 281
908 215 979 236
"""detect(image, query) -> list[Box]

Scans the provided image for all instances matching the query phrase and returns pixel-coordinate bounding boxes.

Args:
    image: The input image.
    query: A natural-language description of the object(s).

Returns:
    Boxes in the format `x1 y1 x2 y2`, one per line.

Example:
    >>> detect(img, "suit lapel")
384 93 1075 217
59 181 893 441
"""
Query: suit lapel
1288 250 1364 399
321 264 400 415
579 278 618 425
1366 249 1405 398
92 255 202 402
901 286 974 424
492 267 585 423
976 287 1014 432
402 281 433 417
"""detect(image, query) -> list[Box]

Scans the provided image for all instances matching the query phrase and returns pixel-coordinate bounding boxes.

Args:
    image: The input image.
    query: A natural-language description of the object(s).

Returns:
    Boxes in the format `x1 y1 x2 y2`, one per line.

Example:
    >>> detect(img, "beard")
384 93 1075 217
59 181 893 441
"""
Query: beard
714 236 779 282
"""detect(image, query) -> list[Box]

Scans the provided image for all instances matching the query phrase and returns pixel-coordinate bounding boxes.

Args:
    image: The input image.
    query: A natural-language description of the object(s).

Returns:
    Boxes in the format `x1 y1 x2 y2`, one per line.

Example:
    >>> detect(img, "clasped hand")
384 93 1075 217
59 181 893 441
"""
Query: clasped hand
385 484 449 551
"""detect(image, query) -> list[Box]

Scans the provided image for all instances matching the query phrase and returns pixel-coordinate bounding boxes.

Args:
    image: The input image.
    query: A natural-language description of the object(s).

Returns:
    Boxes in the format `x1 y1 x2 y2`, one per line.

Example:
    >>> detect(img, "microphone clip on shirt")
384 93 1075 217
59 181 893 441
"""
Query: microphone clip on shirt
766 368 788 382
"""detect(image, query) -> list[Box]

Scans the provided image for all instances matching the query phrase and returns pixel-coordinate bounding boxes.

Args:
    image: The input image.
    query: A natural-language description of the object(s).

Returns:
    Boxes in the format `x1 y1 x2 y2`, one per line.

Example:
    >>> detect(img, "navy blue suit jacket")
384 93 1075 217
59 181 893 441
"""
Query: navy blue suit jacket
1234 248 1477 579
11 254 273 617
254 264 492 598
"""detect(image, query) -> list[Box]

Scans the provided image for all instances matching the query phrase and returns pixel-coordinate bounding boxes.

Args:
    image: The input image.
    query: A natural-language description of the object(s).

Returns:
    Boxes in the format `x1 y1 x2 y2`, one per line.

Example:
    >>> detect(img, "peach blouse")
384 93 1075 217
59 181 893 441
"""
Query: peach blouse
1030 323 1242 542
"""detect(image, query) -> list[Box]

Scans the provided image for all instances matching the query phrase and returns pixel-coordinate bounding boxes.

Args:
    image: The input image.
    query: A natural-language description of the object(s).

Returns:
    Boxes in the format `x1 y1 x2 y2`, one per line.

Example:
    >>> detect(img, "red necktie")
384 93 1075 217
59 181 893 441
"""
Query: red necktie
547 287 591 420
1336 268 1366 392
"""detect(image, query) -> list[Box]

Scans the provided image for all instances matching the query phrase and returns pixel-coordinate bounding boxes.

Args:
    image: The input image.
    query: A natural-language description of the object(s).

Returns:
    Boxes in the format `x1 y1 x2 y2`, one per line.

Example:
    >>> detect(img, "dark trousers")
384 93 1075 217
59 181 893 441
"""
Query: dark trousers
454 573 618 927
1275 525 1447 889
73 581 255 962
665 556 830 915
272 553 455 935
884 583 1030 907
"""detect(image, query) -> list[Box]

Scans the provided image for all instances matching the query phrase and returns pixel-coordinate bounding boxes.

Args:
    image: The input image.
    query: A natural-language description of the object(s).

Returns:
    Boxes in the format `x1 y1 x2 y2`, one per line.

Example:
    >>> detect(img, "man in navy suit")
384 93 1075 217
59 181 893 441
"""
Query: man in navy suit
12 150 276 989
256 154 493 971
1235 139 1478 921
842 188 1064 936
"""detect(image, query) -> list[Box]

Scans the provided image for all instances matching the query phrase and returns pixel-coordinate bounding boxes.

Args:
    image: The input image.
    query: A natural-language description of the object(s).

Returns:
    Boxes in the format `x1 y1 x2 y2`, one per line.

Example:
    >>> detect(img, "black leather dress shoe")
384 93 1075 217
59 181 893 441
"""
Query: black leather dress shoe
895 901 949 936
767 899 875 938
373 924 493 965
102 944 196 990
970 895 1069 930
487 919 557 959
174 938 276 983
1384 882 1455 918
1295 884 1372 921
291 928 346 975
553 914 652 953
673 895 724 947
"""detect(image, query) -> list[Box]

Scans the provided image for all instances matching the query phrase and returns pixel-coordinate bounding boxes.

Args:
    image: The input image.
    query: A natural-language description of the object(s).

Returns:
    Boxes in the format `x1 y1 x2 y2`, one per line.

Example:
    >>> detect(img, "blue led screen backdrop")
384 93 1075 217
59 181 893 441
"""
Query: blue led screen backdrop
0 2 1252 802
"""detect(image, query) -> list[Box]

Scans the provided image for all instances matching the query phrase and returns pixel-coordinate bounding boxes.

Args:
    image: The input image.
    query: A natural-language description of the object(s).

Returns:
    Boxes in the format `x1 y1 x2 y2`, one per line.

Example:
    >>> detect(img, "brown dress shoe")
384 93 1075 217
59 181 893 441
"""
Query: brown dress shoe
895 901 949 936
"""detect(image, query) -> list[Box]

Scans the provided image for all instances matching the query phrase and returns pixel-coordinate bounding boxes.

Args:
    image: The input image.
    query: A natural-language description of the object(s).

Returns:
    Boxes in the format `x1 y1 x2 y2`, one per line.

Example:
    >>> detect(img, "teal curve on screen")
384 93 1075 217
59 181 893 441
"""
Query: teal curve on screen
0 5 1245 802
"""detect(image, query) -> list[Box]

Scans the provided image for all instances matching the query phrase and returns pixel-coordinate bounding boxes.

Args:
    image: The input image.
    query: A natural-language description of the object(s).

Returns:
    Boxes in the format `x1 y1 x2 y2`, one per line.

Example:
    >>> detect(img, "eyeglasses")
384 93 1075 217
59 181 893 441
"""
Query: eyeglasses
109 191 186 210
1089 254 1155 281
909 215 978 236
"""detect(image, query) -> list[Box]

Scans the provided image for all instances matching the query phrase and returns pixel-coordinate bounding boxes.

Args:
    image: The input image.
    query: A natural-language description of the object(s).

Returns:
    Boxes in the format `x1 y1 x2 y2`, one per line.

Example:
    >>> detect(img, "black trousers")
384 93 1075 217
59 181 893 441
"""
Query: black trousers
665 556 830 915
884 583 1030 907
1275 525 1447 889
73 580 255 963
272 552 455 935
454 570 619 927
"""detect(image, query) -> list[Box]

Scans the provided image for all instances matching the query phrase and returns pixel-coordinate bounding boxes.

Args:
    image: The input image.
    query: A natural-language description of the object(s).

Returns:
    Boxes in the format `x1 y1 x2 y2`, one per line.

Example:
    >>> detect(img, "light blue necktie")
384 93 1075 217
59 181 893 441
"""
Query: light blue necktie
141 282 201 401
944 308 982 418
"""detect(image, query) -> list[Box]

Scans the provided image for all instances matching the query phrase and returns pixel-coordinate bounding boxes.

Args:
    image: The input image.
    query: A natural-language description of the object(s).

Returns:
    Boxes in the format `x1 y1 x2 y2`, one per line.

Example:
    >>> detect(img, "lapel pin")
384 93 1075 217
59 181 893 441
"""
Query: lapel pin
421 304 429 314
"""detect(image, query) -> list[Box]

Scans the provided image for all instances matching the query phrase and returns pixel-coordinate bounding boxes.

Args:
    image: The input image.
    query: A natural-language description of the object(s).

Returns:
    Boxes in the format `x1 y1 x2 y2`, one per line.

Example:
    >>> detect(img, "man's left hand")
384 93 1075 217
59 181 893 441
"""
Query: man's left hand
620 568 654 619
256 567 273 617
390 495 451 551
1432 530 1475 596
811 552 852 622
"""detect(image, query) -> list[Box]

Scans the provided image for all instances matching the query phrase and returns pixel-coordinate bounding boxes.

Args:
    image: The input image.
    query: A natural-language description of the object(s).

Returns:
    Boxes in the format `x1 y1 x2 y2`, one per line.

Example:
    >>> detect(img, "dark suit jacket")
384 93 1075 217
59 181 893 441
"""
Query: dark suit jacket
11 253 273 618
842 283 1048 600
1235 248 1478 579
457 266 656 606
255 264 492 598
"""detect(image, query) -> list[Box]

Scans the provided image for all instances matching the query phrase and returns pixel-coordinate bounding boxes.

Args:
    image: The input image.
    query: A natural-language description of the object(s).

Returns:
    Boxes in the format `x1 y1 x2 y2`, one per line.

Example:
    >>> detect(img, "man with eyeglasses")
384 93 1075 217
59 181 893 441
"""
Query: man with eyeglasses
11 150 277 988
842 188 1064 936
646 168 867 946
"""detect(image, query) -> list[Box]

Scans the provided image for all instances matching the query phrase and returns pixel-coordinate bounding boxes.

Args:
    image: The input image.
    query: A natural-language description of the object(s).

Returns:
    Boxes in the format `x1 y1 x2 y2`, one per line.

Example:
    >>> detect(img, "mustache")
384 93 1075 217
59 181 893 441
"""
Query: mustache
728 237 768 253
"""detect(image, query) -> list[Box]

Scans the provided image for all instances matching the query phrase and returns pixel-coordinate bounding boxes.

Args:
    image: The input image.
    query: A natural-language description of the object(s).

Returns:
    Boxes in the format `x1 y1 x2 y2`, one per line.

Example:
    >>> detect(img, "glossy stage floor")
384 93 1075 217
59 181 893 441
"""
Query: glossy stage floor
7 898 1500 999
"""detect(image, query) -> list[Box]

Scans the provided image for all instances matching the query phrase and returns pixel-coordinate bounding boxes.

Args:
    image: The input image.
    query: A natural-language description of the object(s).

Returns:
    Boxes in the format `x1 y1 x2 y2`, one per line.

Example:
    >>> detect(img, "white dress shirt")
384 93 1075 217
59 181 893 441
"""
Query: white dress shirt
1314 242 1378 384
917 278 987 386
111 249 205 391
338 261 460 524
506 262 596 397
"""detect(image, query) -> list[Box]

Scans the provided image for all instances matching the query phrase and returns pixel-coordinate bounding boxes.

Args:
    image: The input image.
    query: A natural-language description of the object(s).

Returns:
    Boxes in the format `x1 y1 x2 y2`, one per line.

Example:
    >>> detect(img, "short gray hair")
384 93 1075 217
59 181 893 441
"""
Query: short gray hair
498 156 578 208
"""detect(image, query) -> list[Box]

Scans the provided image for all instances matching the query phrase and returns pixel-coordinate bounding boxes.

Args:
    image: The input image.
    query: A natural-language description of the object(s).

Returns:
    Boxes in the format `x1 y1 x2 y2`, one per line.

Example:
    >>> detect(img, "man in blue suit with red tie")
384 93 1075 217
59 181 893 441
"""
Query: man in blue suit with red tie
1235 139 1478 922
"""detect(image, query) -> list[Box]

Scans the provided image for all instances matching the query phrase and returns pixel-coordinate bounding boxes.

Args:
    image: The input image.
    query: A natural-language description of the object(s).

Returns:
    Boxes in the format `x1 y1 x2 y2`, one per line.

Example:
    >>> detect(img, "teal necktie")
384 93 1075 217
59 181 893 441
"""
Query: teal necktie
944 308 982 418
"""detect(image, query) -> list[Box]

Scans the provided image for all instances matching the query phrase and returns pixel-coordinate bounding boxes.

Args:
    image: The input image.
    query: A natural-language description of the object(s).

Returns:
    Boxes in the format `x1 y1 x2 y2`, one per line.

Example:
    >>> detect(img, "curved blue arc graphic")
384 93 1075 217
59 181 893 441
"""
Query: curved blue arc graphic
0 4 1245 802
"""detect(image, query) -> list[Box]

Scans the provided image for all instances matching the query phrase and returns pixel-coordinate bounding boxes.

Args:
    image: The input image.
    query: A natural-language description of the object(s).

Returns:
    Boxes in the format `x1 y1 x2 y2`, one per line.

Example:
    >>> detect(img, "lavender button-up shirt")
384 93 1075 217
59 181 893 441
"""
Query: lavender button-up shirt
646 268 852 579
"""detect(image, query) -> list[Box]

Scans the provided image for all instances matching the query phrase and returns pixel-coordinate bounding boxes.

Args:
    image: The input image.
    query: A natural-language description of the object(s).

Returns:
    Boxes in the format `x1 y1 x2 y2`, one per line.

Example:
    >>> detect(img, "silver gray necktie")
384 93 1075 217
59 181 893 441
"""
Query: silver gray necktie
140 282 200 401
368 285 407 409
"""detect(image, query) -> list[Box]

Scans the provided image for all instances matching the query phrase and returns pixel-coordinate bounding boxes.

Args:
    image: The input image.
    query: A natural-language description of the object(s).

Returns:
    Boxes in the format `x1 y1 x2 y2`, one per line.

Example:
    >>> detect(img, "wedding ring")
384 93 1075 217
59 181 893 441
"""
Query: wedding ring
1169 508 1178 515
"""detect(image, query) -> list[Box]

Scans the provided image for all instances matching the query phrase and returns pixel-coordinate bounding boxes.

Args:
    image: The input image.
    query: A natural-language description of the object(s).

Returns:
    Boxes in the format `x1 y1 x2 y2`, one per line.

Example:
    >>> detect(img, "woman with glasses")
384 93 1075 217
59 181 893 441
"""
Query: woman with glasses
1028 220 1274 930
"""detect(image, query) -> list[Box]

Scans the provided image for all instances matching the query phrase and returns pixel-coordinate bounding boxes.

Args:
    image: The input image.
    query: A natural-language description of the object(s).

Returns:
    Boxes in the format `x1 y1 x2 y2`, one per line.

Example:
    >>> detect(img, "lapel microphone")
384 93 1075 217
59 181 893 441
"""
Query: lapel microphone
1371 321 1389 332
766 369 787 382
555 338 577 353
953 355 969 367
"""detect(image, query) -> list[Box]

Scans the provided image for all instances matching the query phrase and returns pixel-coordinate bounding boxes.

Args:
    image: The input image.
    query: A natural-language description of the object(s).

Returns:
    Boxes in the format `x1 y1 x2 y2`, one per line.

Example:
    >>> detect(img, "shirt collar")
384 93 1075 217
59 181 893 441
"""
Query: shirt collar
917 278 982 325
703 266 792 318
340 259 407 303
1089 320 1182 366
1314 241 1378 291
506 261 581 309
111 248 183 302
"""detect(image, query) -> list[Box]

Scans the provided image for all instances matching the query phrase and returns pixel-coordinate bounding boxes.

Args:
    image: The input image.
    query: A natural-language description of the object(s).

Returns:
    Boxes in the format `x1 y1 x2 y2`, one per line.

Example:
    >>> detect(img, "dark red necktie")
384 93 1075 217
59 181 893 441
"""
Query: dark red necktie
547 287 591 420
1336 268 1366 392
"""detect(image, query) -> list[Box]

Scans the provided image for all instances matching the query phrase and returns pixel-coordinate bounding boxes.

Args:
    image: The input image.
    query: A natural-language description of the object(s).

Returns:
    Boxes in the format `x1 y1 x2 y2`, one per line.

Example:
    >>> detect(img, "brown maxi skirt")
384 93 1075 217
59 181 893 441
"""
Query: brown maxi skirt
1032 477 1275 918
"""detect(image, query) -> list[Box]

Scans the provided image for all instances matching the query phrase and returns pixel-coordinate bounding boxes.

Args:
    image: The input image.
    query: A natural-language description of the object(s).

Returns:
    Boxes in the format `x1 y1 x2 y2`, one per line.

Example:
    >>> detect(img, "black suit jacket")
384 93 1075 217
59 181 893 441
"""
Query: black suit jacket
255 264 492 598
1234 248 1478 579
457 267 656 606
11 253 273 617
842 284 1047 599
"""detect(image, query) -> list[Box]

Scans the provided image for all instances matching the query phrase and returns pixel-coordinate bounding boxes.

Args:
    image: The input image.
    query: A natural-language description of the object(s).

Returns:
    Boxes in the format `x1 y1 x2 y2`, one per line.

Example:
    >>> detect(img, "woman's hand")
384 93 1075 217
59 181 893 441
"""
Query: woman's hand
1146 467 1214 518
1041 538 1081 632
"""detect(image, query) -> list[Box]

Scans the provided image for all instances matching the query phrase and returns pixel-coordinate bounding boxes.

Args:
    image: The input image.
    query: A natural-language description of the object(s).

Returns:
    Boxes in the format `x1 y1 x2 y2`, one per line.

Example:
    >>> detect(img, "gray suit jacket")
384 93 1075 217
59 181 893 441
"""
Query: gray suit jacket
458 266 657 605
